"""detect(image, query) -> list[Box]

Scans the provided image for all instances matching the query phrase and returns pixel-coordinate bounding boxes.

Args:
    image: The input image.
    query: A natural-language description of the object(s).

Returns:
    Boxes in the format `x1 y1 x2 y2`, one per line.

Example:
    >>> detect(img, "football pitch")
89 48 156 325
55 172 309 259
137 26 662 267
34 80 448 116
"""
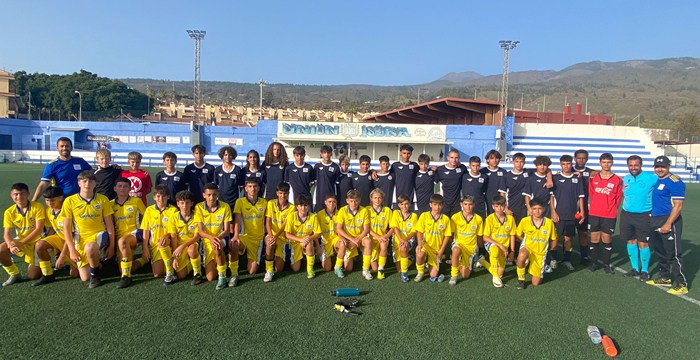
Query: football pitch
1 163 699 359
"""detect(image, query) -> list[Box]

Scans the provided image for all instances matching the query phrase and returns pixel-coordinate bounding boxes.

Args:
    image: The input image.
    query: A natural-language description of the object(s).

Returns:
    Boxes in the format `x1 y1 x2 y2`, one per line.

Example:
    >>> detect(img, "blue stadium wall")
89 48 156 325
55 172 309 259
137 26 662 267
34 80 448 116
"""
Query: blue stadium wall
0 118 499 159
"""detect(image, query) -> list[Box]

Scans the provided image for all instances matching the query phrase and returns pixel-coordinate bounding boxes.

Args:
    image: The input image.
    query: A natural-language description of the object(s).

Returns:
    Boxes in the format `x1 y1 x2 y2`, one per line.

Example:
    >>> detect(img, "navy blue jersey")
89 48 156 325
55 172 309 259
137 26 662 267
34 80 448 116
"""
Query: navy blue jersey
391 161 419 200
284 162 315 202
435 164 466 205
351 171 375 207
264 163 286 200
523 173 553 206
337 170 354 208
414 170 435 214
155 169 186 205
501 170 530 215
573 166 594 202
215 165 244 208
480 166 506 209
374 172 395 207
94 165 121 200
183 162 216 203
313 161 340 211
552 173 584 220
461 171 489 217
244 167 266 197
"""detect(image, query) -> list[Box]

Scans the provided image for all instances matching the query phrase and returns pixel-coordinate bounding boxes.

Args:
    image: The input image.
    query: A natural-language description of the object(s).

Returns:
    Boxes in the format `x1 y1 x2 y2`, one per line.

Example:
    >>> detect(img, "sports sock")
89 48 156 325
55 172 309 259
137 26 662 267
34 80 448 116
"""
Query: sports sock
627 243 639 271
488 251 500 277
120 258 132 277
579 245 589 259
2 263 19 276
306 255 314 272
90 266 100 278
516 266 526 281
136 257 148 267
228 260 239 276
39 260 54 276
265 260 274 273
589 243 599 265
362 255 371 271
160 246 173 274
549 249 558 262
400 256 409 273
639 247 651 273
451 266 459 277
216 264 227 278
563 249 572 262
191 257 202 276
602 243 612 266
334 257 344 269
416 262 425 275
378 256 386 271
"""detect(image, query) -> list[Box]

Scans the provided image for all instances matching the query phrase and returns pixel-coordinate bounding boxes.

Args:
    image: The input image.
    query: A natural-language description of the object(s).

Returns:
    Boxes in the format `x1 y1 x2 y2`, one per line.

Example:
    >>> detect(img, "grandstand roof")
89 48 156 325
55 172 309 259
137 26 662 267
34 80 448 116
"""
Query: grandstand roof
362 97 502 125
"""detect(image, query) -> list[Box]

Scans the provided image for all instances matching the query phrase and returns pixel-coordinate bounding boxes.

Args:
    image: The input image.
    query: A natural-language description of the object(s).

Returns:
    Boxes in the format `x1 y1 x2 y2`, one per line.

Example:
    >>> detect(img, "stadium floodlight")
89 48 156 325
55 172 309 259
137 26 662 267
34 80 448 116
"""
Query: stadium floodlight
187 30 206 123
259 79 266 121
74 90 82 121
499 40 519 139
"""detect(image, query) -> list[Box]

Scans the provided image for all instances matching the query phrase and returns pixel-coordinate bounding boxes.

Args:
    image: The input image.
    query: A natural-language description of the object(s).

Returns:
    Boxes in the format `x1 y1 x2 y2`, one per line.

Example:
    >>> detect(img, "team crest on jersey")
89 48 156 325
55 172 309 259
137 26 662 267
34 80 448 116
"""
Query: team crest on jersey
523 173 529 178
163 217 169 223
456 168 462 173
202 169 209 174
94 204 101 210
29 216 35 222
174 176 180 181
409 164 414 169
388 175 392 180
258 207 264 212
216 215 223 220
438 224 445 230
306 224 312 229
572 178 578 183
478 178 484 183
303 168 309 173
126 206 134 213
657 184 665 190
505 226 511 231
428 170 433 175
381 216 386 221
497 171 503 176
231 174 237 179
188 224 196 231
607 183 615 189
357 219 364 224
407 223 412 228
471 225 477 231
542 230 548 235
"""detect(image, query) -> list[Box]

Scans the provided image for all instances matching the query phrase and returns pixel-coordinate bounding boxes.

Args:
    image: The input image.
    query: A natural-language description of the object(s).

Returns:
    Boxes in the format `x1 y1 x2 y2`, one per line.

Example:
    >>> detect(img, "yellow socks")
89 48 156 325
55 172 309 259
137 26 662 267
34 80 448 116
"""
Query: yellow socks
191 257 202 276
334 257 344 269
120 258 132 277
400 256 409 273
38 260 53 276
362 255 371 271
216 264 227 278
265 260 274 273
3 263 19 276
228 260 239 276
416 262 425 275
451 266 459 277
517 266 526 281
136 258 148 267
378 256 387 271
306 255 314 272
159 246 174 274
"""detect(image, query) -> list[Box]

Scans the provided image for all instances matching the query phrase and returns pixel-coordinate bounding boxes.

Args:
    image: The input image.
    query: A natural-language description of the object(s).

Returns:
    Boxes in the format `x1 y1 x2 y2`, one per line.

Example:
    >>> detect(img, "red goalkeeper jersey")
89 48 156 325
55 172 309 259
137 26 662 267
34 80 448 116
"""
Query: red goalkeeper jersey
588 173 622 219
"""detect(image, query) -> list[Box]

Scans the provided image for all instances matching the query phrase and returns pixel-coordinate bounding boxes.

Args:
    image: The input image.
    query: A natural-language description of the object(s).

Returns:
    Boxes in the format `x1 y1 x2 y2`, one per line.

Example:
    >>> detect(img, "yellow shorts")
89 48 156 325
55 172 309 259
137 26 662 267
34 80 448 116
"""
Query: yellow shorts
288 241 304 265
320 236 339 260
240 234 263 263
486 243 506 270
75 231 108 268
274 237 289 260
15 241 37 266
392 238 415 262
147 238 164 265
522 245 546 278
40 235 77 268
420 245 440 269
174 243 192 273
452 242 477 269
201 238 223 266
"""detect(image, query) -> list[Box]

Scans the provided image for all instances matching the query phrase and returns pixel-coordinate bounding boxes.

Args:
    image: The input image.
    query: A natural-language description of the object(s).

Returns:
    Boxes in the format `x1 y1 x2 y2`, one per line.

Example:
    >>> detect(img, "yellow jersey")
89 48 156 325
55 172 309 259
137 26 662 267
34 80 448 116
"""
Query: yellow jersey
450 213 483 247
316 209 338 243
140 204 178 243
62 193 113 239
483 213 516 248
266 200 295 238
415 211 452 250
111 196 146 238
3 201 45 242
367 205 392 238
335 205 370 238
233 197 266 237
284 212 322 238
195 201 233 237
390 210 418 239
45 207 66 239
167 211 199 245
516 217 558 256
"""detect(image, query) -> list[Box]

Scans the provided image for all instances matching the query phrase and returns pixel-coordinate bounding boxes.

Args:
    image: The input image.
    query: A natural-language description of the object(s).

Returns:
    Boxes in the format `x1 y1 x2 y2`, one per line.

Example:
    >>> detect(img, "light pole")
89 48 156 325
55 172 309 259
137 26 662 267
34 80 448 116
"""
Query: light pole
74 90 82 121
187 29 206 123
259 79 265 121
499 40 519 122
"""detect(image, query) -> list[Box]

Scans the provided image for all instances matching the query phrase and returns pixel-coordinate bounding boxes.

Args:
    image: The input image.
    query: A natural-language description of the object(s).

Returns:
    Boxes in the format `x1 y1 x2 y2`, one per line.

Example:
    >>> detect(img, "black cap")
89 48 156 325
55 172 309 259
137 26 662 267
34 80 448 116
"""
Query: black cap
653 156 671 168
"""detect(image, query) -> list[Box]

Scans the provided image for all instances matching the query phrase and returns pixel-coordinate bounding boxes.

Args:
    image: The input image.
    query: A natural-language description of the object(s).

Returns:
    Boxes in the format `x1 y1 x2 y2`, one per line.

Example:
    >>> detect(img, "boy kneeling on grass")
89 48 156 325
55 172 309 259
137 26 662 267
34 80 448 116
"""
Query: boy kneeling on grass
515 199 558 289
284 195 321 279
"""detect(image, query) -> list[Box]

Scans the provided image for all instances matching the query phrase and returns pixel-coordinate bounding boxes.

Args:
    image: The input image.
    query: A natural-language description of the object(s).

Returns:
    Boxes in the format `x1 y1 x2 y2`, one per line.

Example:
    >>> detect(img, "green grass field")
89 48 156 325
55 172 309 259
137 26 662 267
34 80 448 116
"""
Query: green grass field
1 163 699 359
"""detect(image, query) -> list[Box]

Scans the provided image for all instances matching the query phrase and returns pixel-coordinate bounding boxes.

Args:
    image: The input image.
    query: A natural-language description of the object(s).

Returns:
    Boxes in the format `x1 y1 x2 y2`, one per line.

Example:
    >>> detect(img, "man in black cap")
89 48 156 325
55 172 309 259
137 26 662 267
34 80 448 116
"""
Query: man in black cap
645 156 688 295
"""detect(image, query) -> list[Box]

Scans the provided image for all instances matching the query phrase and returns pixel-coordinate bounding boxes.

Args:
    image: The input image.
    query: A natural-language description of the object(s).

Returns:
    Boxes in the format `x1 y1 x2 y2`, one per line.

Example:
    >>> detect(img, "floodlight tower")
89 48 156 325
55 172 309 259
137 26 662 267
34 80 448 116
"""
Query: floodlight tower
187 29 206 123
259 79 266 121
499 40 519 122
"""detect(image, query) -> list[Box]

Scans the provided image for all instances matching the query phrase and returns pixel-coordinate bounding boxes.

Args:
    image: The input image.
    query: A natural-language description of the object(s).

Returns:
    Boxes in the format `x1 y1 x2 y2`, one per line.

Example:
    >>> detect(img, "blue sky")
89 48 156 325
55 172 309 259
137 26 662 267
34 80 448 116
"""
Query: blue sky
3 0 699 85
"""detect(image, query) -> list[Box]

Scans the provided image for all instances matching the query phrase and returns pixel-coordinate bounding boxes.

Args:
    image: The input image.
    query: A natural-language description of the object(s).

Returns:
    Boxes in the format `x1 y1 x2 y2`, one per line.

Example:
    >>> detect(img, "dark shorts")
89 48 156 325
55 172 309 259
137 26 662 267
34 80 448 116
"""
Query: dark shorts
555 220 578 238
619 210 651 242
588 215 616 235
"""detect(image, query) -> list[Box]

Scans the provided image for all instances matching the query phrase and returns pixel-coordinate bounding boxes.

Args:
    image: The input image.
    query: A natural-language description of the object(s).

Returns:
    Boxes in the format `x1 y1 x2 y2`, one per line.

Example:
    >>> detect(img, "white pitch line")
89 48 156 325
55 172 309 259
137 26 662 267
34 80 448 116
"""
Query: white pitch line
610 263 700 307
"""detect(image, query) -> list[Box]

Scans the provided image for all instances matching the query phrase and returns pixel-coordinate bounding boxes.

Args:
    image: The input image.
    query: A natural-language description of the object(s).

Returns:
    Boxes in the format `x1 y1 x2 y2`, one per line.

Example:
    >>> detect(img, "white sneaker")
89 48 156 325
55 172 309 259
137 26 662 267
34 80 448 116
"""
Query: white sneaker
544 264 553 273
475 255 485 268
492 276 503 288
362 270 373 280
414 273 424 282
263 272 274 282
550 260 558 270
448 276 458 285
228 275 239 287
163 272 176 286
563 261 574 270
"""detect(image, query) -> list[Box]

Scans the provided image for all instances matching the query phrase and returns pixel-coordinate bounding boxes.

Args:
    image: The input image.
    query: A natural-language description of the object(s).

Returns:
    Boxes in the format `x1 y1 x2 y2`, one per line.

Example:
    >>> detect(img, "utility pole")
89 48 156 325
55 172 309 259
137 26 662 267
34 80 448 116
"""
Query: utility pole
259 79 266 121
187 29 206 124
499 40 519 122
